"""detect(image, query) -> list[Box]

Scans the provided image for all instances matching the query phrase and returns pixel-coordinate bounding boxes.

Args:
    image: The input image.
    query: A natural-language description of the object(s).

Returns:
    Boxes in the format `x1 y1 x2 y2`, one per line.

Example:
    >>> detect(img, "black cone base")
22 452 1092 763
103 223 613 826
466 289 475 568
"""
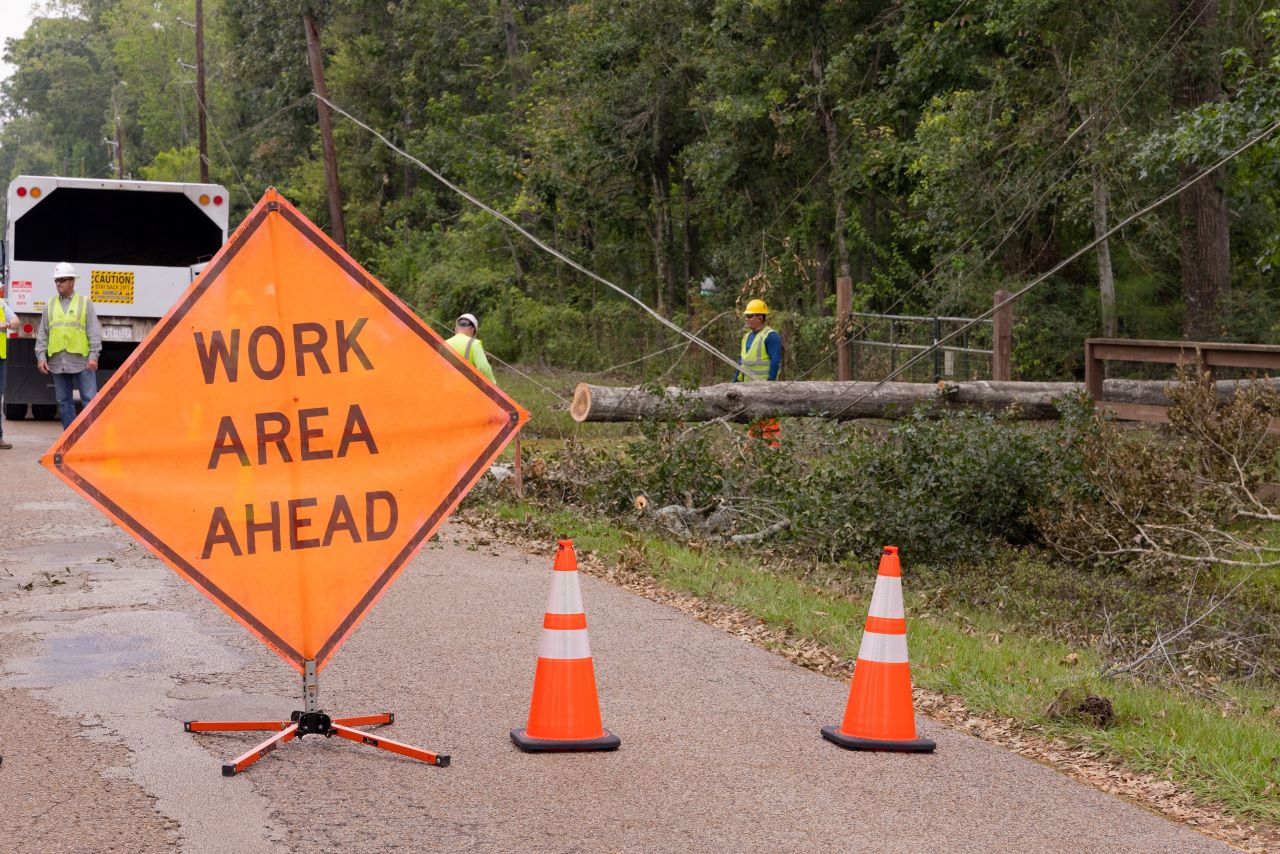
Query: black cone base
511 728 620 753
821 724 935 753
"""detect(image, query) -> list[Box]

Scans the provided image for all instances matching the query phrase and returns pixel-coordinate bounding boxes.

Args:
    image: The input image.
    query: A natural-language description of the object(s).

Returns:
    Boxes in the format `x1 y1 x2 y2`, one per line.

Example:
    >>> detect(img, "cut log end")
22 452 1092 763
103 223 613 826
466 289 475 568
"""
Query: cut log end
571 383 592 422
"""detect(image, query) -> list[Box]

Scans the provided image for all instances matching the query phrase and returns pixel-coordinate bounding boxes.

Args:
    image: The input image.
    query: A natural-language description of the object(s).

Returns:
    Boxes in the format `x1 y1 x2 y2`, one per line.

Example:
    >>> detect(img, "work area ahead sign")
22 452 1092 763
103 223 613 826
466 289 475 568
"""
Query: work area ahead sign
41 189 527 672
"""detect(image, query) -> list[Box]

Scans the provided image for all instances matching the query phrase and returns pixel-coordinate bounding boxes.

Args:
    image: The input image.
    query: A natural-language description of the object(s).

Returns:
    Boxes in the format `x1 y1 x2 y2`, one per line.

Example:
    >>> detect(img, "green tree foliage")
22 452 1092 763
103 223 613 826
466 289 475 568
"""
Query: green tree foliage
1 0 1277 373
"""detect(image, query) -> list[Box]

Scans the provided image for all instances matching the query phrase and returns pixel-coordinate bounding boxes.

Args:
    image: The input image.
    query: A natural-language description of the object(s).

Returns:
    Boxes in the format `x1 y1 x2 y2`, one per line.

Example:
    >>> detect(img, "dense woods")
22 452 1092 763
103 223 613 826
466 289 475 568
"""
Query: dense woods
2 0 1278 378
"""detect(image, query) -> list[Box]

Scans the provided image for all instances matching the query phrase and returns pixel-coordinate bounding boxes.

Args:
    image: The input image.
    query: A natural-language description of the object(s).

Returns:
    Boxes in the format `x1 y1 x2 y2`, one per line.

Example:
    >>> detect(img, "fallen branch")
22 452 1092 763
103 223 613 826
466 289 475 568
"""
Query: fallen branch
719 519 790 544
640 500 790 544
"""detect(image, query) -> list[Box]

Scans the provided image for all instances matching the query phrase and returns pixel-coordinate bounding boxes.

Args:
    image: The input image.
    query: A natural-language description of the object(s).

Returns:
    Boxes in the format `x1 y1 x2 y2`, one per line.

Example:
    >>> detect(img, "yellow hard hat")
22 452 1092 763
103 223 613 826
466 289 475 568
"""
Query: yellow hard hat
744 298 769 316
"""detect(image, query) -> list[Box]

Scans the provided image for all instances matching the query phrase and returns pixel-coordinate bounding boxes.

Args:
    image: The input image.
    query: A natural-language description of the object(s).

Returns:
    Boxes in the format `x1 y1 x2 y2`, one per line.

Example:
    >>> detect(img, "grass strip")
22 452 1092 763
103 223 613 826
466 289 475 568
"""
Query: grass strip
483 500 1280 827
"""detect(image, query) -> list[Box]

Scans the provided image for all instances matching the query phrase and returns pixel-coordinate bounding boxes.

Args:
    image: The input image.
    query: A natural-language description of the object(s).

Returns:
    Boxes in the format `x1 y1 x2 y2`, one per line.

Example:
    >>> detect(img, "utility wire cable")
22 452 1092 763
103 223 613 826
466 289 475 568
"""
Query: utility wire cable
314 92 745 377
421 315 572 404
580 311 733 378
833 0 1206 351
826 113 1280 420
771 0 1211 387
183 78 253 204
221 93 314 148
910 0 1209 320
757 0 973 240
680 105 1280 438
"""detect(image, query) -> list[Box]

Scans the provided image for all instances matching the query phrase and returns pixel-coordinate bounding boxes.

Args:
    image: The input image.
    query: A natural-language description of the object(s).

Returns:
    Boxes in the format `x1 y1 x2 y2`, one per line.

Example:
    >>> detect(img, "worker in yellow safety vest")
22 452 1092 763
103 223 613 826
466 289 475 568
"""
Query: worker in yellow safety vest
0 289 20 448
445 312 496 384
35 262 103 430
734 298 782 448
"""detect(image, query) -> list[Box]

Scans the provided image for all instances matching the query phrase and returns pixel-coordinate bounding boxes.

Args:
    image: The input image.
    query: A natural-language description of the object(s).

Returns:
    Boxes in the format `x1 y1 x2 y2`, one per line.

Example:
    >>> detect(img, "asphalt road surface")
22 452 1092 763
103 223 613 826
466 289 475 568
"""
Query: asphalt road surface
0 417 1237 854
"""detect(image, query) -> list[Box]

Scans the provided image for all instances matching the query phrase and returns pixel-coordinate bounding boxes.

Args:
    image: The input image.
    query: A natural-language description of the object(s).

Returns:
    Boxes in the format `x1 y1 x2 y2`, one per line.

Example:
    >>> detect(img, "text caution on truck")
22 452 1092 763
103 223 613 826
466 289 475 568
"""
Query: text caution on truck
90 270 135 304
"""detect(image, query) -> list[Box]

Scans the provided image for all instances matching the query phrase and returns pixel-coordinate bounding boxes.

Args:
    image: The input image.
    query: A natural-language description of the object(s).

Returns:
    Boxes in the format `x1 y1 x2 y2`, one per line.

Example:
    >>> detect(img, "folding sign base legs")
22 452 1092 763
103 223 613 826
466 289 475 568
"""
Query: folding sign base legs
183 661 450 776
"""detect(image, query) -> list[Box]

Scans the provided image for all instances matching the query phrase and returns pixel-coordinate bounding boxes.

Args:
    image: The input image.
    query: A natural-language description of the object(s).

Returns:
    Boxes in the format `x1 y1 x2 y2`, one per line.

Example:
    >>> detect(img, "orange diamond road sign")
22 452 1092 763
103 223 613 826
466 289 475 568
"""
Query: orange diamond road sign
41 189 527 672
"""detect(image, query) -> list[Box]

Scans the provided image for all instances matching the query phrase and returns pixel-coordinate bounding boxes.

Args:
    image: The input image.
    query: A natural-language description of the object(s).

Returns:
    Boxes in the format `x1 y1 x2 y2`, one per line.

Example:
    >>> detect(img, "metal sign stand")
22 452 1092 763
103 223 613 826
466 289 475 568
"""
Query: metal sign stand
184 659 450 776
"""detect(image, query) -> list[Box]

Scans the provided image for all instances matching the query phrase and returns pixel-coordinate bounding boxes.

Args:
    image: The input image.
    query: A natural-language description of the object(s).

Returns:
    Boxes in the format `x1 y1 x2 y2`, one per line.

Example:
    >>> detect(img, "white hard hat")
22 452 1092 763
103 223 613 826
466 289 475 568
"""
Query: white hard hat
456 313 479 330
53 262 78 279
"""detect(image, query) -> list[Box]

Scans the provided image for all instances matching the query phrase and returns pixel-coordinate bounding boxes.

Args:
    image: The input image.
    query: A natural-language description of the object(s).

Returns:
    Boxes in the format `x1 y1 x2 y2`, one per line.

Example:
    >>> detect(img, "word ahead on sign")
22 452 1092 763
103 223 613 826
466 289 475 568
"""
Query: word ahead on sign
42 189 527 672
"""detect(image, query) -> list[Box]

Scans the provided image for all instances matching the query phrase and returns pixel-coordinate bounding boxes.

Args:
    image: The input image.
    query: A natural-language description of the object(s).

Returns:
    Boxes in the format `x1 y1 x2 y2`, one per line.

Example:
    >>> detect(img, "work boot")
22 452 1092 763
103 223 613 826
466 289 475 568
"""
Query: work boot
0 441 12 450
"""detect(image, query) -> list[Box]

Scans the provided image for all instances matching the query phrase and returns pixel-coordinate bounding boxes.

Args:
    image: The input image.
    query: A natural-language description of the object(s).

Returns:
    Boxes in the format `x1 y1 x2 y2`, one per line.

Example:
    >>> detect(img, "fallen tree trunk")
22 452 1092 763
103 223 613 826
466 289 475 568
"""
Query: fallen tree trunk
571 379 1279 423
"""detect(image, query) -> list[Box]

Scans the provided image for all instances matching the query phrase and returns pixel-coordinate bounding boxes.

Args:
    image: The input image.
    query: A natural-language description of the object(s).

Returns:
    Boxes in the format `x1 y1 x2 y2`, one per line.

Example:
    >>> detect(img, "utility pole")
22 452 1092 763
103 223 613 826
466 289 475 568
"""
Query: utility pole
836 276 853 381
111 86 125 179
303 12 346 248
195 0 209 183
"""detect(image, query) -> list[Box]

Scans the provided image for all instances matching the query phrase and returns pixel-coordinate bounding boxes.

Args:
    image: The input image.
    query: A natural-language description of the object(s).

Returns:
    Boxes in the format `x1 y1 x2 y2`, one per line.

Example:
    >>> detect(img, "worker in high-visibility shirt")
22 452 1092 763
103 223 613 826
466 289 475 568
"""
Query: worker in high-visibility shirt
0 289 19 449
36 262 102 430
445 312 496 384
734 298 782 448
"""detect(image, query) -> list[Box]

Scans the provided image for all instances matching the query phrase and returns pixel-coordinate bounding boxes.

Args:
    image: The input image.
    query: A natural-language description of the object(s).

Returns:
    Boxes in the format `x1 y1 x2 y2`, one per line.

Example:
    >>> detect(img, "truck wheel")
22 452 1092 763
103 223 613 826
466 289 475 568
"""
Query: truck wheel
4 403 26 421
31 404 59 421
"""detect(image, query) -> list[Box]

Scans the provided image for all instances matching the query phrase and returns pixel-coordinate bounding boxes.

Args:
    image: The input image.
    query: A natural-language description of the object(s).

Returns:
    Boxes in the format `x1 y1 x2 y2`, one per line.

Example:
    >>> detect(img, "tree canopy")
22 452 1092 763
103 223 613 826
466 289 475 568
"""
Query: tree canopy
2 0 1276 378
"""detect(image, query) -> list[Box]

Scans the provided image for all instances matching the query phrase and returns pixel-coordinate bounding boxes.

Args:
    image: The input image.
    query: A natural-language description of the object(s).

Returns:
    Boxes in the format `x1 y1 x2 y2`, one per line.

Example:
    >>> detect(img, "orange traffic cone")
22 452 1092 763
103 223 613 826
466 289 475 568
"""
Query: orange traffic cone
822 546 935 753
511 540 620 752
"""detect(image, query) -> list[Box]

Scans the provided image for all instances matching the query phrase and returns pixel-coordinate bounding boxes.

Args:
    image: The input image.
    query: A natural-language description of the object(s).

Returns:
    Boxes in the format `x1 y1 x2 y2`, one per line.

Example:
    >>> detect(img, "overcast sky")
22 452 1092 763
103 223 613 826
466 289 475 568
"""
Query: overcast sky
0 3 39 82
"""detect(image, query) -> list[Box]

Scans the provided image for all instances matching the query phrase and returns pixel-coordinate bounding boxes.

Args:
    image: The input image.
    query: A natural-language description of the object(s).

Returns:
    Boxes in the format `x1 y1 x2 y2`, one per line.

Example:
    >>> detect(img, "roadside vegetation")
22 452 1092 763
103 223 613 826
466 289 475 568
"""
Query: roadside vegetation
480 365 1280 830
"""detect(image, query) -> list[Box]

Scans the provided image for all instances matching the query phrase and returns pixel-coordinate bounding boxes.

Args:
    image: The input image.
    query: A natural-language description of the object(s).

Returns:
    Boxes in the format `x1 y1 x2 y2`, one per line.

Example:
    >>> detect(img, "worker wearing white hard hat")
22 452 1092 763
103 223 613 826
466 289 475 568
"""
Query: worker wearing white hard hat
445 312 496 384
35 261 103 429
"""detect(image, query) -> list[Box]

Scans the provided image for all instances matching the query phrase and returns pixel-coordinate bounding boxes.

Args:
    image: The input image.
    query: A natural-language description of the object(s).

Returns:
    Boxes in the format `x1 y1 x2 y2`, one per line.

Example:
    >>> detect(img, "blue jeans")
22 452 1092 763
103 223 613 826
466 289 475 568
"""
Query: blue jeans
53 370 97 429
0 358 6 438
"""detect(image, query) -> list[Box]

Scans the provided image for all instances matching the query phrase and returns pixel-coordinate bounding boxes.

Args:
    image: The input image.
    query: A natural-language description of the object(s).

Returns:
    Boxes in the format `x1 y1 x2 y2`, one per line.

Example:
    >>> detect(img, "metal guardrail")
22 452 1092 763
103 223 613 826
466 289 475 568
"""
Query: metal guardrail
849 312 995 381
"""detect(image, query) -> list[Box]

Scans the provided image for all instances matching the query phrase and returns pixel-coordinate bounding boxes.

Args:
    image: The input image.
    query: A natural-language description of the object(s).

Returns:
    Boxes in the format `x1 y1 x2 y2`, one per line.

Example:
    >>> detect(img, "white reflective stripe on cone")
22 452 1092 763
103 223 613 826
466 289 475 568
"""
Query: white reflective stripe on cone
867 576 904 619
857 630 909 664
538 628 592 660
544 571 585 615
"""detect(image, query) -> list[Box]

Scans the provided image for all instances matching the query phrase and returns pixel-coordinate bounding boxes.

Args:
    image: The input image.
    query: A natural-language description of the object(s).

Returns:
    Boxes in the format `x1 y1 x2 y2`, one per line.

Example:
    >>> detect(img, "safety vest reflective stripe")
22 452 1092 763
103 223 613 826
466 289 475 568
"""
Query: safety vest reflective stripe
857 631 910 664
545 568 585 614
48 294 90 357
539 627 592 660
446 333 485 369
739 326 775 380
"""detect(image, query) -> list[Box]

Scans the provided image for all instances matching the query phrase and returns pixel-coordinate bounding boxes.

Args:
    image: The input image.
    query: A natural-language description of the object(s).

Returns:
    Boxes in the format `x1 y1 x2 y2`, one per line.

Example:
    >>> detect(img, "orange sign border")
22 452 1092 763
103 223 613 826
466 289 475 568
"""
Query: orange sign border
44 192 524 671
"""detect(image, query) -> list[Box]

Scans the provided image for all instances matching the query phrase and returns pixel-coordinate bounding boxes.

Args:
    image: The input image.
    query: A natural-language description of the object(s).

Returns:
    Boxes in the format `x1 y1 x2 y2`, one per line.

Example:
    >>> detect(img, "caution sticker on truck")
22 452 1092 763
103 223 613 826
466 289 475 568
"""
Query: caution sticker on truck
91 270 135 304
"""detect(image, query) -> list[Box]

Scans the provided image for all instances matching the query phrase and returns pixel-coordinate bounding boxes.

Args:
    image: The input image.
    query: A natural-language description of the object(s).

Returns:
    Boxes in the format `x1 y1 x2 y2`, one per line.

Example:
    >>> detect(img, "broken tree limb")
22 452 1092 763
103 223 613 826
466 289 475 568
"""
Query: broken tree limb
570 379 1280 423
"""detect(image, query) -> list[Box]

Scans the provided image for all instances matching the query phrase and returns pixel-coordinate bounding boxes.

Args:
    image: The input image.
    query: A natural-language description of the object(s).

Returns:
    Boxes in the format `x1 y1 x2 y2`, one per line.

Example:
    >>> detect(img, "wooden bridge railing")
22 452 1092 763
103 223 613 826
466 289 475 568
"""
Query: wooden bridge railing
1085 338 1280 434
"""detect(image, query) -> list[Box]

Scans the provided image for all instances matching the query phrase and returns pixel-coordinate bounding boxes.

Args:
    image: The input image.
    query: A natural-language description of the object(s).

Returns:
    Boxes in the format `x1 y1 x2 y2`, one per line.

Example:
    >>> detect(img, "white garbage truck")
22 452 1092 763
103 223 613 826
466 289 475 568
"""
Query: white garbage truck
2 176 230 419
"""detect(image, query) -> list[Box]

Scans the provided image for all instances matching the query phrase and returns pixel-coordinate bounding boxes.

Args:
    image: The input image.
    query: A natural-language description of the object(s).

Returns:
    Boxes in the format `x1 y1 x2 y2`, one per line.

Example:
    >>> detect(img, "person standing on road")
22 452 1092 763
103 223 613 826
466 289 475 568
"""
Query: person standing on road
734 298 782 448
35 262 102 430
445 312 497 384
0 292 20 449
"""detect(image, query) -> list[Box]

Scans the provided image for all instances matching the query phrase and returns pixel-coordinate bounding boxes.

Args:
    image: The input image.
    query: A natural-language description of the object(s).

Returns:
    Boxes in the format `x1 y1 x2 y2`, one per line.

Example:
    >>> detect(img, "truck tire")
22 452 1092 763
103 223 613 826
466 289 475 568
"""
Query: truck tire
31 404 58 421
4 403 26 421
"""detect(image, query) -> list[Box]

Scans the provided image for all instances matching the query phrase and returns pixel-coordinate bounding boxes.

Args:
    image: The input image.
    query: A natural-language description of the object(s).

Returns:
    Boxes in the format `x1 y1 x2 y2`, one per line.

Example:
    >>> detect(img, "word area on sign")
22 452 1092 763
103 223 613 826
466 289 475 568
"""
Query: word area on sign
208 404 377 469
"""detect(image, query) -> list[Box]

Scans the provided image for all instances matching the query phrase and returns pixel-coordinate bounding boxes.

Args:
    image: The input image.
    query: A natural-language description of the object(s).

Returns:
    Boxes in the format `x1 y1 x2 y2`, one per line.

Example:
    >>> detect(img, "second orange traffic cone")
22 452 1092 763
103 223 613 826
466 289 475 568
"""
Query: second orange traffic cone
511 539 620 752
822 546 935 753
